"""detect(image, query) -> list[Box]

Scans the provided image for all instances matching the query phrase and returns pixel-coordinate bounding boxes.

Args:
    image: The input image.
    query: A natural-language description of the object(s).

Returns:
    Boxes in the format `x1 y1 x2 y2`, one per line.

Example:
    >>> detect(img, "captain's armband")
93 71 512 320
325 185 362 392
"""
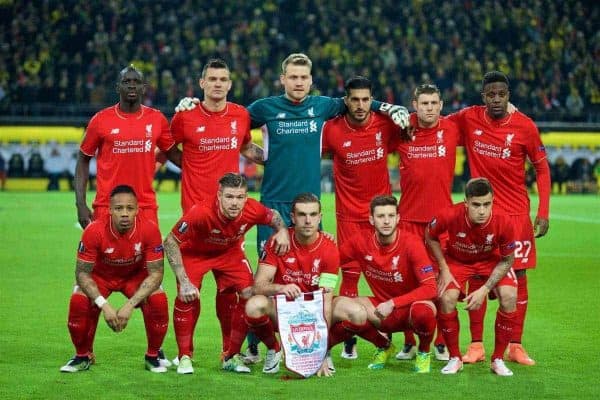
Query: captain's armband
319 272 339 289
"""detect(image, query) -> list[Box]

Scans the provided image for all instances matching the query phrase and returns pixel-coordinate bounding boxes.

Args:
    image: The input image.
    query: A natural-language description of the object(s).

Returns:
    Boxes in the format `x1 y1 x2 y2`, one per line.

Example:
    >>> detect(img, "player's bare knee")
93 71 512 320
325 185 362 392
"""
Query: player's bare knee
336 297 366 325
245 295 269 317
497 286 517 312
439 290 459 313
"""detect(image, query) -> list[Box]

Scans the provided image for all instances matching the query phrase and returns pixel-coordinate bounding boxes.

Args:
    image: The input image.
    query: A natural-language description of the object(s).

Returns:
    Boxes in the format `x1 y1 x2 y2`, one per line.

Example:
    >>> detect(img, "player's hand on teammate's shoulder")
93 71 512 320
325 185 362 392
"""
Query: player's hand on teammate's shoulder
534 217 549 238
271 229 291 256
174 97 200 113
379 102 410 129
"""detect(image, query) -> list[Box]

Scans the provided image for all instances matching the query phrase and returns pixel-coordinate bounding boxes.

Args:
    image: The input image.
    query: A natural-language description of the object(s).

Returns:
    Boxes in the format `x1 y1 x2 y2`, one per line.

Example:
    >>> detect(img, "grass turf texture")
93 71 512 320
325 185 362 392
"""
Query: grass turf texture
0 192 598 399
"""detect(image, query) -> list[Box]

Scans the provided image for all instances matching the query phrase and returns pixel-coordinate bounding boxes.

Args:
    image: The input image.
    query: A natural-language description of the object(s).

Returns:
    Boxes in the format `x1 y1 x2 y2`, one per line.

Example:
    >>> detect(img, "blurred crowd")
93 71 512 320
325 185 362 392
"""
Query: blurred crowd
1 0 599 121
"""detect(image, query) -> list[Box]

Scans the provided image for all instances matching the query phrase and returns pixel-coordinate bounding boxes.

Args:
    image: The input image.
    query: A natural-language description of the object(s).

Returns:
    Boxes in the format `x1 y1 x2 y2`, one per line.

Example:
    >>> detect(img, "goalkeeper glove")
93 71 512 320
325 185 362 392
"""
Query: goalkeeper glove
379 102 409 129
174 97 200 112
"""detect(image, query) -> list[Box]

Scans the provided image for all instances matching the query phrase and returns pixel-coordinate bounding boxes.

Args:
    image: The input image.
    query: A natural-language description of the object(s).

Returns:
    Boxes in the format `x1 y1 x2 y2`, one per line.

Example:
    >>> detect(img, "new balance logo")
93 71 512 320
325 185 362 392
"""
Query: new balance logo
343 141 352 148
110 128 120 135
285 257 296 264
276 113 286 119
104 248 114 254
474 129 483 136
211 229 221 234
457 232 466 238
364 255 373 261
196 126 206 133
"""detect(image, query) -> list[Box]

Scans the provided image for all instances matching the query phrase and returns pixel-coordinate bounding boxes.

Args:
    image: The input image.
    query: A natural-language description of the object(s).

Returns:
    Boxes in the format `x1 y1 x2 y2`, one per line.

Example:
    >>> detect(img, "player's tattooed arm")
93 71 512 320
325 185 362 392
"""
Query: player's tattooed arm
465 254 514 311
268 210 290 255
484 254 515 291
164 233 198 302
127 259 164 308
241 142 265 165
75 260 102 300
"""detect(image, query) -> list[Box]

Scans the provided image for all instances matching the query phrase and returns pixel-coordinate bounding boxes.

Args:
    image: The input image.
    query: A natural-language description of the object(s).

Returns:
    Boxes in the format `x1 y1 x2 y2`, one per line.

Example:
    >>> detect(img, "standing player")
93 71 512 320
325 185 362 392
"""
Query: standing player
74 65 180 366
60 185 169 373
394 83 459 361
427 178 518 376
338 195 438 373
170 58 264 359
321 75 400 359
449 71 551 365
243 193 341 375
162 173 289 374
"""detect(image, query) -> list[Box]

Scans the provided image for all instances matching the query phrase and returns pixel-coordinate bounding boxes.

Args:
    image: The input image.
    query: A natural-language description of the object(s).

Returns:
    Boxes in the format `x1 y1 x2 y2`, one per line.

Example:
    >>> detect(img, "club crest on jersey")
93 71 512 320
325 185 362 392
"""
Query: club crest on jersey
230 120 238 134
287 310 321 354
238 224 248 234
505 133 514 147
134 242 142 254
307 107 315 117
196 126 206 133
145 124 153 138
391 256 400 270
375 131 382 146
485 234 495 244
437 130 444 143
474 129 483 136
312 258 321 273
110 128 120 135
178 222 188 233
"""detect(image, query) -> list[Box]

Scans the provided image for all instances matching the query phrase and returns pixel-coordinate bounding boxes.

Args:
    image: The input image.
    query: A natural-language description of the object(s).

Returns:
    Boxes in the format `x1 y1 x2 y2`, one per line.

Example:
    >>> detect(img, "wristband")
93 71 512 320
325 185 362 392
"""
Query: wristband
94 295 107 309
319 273 339 289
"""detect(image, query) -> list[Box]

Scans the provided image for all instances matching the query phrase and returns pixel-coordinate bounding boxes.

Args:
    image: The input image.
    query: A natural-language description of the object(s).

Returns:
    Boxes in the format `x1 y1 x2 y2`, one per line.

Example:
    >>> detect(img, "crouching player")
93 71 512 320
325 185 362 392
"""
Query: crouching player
428 178 517 376
242 193 370 377
61 185 169 373
338 195 438 372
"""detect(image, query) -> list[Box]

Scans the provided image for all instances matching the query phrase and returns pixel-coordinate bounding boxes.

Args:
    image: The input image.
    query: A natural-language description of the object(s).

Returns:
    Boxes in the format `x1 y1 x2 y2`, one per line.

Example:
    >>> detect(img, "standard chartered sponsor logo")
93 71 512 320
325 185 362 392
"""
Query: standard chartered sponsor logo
473 140 506 159
198 136 235 151
275 120 314 135
407 144 441 159
112 139 152 154
344 147 383 165
364 265 399 282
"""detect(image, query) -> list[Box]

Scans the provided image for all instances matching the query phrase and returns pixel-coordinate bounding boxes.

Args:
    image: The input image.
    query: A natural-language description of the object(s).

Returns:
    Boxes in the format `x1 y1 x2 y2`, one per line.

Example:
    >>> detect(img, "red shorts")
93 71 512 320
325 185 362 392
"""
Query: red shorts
446 258 517 295
368 297 436 333
336 219 372 248
182 250 253 293
509 214 537 270
93 206 158 225
91 270 148 300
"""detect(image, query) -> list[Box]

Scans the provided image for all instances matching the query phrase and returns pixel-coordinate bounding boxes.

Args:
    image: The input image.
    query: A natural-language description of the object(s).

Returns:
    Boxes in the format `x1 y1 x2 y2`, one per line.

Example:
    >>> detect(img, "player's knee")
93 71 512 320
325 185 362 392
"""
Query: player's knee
439 290 459 313
335 298 366 325
497 286 517 312
245 295 269 318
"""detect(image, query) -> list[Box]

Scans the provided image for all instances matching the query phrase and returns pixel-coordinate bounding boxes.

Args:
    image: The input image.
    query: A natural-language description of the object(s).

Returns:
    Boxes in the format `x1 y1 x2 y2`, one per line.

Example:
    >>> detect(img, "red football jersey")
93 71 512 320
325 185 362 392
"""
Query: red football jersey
260 229 339 293
321 113 400 221
171 103 252 212
81 104 175 209
428 204 516 264
397 115 459 223
171 197 273 255
339 231 436 307
76 215 164 280
450 106 549 217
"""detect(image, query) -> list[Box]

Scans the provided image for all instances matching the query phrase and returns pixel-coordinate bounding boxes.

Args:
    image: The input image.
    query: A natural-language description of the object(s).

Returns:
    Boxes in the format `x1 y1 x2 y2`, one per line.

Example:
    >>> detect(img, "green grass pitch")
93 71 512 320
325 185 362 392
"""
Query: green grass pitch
0 191 598 399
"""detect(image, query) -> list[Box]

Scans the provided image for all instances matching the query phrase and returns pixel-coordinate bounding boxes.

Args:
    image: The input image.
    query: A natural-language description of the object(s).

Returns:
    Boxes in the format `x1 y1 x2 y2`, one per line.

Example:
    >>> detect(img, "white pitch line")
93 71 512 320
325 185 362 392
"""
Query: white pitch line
549 214 600 224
